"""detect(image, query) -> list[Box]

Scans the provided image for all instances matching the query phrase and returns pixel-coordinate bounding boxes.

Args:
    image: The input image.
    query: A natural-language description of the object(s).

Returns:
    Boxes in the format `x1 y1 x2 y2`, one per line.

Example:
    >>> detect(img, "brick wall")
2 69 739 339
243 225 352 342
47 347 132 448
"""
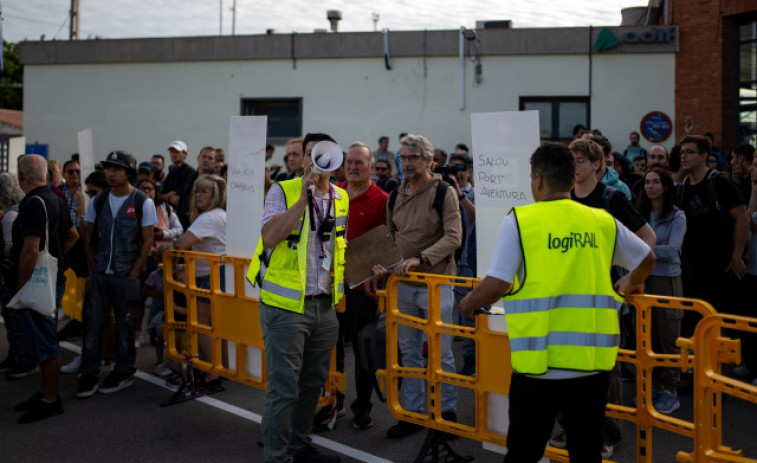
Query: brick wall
672 0 757 152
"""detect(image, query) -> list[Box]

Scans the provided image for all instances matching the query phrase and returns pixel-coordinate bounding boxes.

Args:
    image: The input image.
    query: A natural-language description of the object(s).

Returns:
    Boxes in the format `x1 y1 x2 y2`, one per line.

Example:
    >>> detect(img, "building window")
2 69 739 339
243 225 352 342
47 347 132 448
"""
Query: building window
519 97 590 141
739 21 757 146
240 98 302 141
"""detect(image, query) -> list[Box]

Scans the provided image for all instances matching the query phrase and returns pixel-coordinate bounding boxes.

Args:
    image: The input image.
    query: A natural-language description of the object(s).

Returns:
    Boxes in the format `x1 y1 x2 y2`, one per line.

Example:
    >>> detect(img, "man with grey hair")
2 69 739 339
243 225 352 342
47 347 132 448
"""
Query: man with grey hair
9 154 78 423
371 133 462 438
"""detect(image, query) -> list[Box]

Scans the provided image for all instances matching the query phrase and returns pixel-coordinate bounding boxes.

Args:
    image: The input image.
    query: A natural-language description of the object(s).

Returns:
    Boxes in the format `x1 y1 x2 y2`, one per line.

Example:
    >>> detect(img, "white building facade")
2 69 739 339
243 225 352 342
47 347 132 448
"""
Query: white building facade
20 26 676 164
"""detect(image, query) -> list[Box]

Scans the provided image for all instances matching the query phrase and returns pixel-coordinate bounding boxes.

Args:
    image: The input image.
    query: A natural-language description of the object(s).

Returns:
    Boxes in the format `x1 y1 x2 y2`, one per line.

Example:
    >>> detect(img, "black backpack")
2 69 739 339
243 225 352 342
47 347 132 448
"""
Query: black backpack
675 169 729 218
89 189 148 252
387 180 466 263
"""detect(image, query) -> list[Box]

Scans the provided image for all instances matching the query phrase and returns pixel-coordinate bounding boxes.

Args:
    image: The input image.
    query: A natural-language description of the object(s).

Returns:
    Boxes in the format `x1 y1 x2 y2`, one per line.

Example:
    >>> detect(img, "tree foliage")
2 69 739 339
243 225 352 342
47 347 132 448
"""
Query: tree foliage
0 40 23 110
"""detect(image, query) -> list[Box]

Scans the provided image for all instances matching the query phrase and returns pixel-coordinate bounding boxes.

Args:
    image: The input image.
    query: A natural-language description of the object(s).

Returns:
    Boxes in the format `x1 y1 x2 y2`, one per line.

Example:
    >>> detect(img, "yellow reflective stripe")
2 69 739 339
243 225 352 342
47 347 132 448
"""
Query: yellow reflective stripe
510 332 620 352
506 295 621 314
261 280 302 301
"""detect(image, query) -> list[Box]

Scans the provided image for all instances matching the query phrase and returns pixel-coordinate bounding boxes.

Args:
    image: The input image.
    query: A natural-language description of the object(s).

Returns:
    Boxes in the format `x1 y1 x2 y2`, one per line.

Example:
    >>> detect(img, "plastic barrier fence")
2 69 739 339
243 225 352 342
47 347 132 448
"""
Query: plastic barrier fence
162 250 345 407
376 272 757 463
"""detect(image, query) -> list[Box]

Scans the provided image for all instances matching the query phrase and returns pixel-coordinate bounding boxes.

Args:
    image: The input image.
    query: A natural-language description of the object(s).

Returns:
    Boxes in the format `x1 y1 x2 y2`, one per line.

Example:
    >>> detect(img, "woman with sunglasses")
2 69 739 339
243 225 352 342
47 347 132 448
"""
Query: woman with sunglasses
135 177 183 248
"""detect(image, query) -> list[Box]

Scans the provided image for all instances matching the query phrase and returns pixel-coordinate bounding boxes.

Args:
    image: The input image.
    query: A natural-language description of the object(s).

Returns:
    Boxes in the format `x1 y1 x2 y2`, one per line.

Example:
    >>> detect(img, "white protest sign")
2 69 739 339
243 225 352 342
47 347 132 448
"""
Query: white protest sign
471 110 540 279
226 116 267 297
225 116 266 379
8 136 25 174
77 129 95 182
470 110 544 463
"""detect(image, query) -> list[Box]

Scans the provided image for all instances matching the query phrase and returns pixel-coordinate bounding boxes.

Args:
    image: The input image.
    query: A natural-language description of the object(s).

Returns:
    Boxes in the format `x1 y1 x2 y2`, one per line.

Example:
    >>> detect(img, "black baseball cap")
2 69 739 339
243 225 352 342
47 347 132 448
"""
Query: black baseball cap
101 150 137 173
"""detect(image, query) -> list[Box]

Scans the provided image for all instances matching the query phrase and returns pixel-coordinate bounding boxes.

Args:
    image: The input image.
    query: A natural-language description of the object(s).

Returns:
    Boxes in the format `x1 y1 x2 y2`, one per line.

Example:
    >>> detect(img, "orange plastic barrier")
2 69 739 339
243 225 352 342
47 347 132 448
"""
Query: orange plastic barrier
61 268 86 321
377 273 757 462
162 250 345 407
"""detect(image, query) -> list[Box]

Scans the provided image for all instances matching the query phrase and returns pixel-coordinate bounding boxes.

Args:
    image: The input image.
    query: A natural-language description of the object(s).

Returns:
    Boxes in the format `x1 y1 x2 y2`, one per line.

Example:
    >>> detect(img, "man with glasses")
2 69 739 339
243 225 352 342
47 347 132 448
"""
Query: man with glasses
374 159 398 194
370 133 462 439
151 154 166 184
677 135 748 334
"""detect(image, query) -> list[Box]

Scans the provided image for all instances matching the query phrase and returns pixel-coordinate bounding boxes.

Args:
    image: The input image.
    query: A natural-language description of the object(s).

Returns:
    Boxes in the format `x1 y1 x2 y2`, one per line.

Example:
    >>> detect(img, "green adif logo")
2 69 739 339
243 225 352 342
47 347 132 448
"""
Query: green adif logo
594 27 620 52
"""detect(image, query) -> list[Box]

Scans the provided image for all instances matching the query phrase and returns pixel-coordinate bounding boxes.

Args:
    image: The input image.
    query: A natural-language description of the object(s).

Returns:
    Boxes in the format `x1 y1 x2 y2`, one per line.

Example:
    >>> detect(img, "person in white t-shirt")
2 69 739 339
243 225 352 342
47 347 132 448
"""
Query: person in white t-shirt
175 174 227 391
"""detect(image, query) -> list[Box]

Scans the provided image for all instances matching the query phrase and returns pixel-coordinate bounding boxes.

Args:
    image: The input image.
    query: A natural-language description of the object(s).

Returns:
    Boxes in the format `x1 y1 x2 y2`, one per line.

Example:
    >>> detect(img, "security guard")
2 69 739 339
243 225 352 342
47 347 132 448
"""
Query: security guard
247 133 348 463
460 142 655 463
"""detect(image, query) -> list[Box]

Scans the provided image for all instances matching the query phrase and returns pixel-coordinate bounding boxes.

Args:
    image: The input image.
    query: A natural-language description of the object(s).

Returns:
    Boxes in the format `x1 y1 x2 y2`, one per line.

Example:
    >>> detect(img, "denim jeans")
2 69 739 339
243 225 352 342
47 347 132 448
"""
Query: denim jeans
80 273 141 376
397 282 457 413
259 298 339 463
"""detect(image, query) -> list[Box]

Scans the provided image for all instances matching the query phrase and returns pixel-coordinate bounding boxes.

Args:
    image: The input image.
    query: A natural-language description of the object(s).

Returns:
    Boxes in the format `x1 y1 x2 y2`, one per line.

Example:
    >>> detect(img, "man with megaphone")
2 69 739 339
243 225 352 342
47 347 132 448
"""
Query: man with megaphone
247 133 348 463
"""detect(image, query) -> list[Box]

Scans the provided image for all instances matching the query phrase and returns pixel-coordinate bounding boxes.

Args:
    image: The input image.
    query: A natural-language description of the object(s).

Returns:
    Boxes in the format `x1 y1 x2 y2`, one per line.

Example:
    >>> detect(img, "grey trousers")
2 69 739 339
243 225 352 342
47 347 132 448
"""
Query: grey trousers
259 298 339 463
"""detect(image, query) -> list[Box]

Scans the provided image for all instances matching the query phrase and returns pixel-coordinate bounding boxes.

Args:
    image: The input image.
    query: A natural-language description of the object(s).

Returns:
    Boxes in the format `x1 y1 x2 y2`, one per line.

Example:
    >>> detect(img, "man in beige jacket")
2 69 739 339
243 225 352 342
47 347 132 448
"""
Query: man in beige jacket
372 133 462 439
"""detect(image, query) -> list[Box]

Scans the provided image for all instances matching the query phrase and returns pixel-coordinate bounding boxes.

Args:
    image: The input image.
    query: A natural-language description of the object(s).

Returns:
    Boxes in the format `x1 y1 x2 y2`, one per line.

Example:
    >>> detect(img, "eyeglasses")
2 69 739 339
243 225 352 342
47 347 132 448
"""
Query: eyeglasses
86 190 99 197
140 186 155 192
66 169 81 174
399 154 423 163
681 149 700 156
375 167 388 171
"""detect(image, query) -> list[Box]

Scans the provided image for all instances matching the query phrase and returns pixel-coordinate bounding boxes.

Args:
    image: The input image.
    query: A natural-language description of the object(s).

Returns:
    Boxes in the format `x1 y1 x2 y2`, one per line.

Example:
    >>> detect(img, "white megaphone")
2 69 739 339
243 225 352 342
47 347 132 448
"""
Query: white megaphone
310 141 344 174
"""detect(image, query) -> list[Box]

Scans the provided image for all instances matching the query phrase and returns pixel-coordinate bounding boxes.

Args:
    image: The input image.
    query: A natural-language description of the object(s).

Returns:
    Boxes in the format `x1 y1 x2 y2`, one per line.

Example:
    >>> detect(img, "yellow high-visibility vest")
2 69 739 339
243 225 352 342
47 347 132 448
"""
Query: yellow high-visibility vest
247 178 348 313
503 199 623 374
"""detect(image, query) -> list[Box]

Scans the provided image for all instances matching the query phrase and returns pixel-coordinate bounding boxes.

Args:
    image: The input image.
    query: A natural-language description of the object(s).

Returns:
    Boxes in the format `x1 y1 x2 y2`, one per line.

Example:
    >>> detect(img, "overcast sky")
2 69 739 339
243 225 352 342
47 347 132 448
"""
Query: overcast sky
3 0 646 43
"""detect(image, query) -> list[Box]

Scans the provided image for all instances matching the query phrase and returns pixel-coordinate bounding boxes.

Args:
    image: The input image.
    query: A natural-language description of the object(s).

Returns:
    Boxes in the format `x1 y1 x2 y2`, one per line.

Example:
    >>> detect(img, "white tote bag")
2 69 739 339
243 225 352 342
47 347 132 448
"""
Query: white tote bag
7 196 58 318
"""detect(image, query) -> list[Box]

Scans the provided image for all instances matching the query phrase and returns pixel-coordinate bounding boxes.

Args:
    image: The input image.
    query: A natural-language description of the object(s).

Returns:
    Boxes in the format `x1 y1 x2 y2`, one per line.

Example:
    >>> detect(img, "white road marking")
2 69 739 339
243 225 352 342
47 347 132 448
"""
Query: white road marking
58 340 393 463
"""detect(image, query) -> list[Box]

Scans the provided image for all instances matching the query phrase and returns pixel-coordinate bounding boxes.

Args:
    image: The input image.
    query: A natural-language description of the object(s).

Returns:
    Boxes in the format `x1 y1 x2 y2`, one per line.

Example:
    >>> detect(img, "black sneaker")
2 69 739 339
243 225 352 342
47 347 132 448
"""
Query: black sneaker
5 364 39 379
14 391 44 411
353 414 373 429
99 370 134 393
76 375 100 398
292 445 341 463
196 377 225 394
17 396 63 424
386 420 424 439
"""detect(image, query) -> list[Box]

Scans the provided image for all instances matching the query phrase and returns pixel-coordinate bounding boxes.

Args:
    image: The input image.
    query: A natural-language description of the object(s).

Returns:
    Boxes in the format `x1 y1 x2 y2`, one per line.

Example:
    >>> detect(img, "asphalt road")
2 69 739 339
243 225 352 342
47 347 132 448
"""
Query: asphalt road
1 316 756 463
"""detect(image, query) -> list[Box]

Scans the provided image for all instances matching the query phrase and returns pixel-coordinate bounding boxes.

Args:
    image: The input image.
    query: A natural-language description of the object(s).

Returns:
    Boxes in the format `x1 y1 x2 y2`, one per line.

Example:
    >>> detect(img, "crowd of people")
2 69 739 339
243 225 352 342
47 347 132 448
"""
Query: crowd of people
0 126 755 463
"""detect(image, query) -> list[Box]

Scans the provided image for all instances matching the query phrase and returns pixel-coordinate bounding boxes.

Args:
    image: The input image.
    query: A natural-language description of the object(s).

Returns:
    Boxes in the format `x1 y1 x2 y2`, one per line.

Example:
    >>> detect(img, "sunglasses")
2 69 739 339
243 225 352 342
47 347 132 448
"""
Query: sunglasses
66 169 81 174
375 167 388 171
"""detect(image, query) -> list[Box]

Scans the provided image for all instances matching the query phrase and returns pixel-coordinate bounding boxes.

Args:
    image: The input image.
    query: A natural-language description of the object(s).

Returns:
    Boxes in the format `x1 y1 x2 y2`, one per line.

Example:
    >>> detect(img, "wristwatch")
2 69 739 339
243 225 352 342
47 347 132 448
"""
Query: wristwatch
415 252 425 264
458 193 466 201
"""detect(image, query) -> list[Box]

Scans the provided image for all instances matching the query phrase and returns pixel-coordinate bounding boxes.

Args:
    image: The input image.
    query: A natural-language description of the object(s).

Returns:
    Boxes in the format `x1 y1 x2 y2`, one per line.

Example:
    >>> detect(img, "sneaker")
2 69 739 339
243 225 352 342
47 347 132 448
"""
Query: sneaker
549 430 567 449
165 373 183 390
0 357 15 373
292 445 341 463
653 389 680 414
458 357 475 376
14 391 43 411
315 393 345 425
134 333 142 349
60 355 81 374
17 396 63 424
632 386 662 407
98 361 113 380
601 443 615 459
353 414 374 429
6 365 39 379
153 363 173 377
99 370 134 393
386 420 424 439
76 375 99 399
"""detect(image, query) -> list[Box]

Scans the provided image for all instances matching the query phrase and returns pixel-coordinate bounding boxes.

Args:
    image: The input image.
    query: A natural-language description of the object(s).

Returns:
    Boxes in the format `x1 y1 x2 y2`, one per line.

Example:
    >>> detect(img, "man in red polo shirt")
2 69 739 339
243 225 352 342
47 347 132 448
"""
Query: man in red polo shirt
313 141 388 431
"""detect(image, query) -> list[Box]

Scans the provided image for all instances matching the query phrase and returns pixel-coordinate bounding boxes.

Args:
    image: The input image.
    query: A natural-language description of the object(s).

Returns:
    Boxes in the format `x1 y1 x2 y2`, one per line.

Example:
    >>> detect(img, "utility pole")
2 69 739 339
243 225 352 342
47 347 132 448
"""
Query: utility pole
69 0 80 40
231 0 237 36
219 0 223 35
